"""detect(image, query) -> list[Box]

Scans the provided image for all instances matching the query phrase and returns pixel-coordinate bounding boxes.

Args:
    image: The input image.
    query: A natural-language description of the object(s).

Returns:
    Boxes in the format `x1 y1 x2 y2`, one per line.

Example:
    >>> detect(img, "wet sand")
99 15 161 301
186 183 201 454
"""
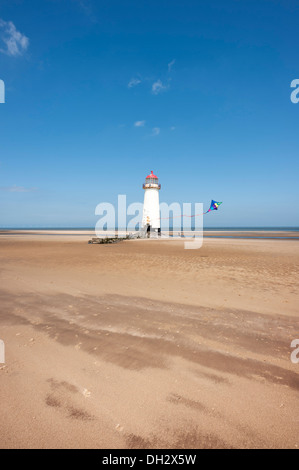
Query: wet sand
0 232 298 448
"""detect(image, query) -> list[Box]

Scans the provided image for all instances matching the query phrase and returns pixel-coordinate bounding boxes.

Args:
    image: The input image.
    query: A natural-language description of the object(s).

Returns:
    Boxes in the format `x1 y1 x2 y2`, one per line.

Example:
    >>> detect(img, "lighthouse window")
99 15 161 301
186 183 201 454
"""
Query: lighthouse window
146 178 158 185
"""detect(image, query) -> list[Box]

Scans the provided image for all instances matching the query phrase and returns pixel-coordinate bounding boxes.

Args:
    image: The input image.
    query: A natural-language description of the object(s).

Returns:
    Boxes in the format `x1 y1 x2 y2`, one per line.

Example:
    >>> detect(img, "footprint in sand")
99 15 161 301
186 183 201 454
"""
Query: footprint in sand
45 379 94 421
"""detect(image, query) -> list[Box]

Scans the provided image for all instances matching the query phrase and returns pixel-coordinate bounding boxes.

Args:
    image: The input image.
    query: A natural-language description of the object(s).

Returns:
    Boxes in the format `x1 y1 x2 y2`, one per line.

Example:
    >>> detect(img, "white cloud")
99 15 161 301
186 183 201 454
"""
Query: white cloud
0 19 29 56
151 127 160 136
168 59 175 72
170 126 176 131
152 79 168 95
128 78 141 88
134 120 145 127
0 185 37 192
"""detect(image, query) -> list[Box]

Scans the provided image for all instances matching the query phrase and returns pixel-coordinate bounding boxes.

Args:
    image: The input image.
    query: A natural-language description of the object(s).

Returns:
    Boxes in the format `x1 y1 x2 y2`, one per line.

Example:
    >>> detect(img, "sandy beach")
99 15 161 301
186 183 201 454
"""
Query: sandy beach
0 231 298 449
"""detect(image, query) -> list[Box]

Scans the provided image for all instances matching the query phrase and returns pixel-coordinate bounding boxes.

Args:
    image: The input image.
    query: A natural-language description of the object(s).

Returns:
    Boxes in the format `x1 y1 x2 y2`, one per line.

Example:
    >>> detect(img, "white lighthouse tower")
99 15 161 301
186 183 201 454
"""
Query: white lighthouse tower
142 170 161 236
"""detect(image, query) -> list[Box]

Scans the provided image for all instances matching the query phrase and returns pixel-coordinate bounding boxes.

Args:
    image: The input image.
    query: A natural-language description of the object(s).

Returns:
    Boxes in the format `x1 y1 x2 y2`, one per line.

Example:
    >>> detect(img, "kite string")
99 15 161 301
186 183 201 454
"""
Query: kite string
159 212 208 220
145 211 209 222
141 201 220 223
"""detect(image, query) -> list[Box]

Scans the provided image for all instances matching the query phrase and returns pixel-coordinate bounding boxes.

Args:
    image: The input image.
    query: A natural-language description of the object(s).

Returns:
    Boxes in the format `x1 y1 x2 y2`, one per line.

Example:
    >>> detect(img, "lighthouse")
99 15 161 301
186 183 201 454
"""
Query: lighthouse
142 170 161 236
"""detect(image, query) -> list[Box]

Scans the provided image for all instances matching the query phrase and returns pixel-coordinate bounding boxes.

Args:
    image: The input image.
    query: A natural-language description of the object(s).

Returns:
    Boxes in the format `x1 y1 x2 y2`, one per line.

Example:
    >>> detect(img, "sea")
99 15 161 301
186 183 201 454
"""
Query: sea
1 227 299 240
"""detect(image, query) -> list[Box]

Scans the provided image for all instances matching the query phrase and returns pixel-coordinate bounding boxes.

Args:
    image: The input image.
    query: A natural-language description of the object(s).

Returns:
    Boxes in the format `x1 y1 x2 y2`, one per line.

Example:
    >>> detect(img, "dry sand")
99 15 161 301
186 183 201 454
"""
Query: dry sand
0 231 298 448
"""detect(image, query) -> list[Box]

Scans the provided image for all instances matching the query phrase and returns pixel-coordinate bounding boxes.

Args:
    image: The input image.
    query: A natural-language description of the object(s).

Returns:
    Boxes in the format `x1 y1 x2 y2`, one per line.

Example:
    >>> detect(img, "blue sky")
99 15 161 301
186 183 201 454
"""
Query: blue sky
0 0 298 227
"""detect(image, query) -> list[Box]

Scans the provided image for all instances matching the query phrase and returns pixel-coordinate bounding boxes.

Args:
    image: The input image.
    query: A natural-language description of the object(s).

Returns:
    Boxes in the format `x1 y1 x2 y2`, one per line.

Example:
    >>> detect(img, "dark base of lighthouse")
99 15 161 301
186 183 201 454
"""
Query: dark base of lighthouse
146 225 161 237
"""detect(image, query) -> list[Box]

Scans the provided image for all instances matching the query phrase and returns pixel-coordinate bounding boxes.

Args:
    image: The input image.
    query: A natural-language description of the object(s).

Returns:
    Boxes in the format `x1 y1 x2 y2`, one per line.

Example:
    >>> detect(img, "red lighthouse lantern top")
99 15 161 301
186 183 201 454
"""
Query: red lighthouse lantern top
146 170 158 179
143 170 161 190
